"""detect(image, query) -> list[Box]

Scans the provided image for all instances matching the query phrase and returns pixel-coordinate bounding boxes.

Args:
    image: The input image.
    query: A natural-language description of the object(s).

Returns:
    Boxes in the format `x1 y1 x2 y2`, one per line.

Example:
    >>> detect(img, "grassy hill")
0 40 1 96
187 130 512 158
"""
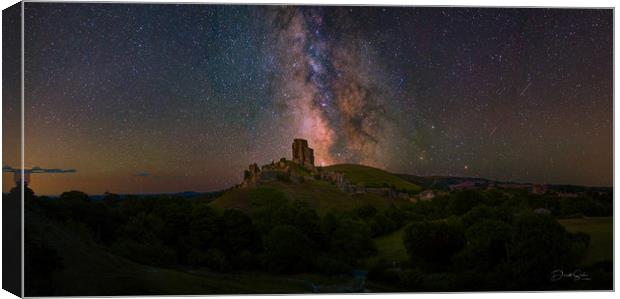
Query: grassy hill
322 164 421 192
26 209 309 296
211 163 417 214
211 180 410 215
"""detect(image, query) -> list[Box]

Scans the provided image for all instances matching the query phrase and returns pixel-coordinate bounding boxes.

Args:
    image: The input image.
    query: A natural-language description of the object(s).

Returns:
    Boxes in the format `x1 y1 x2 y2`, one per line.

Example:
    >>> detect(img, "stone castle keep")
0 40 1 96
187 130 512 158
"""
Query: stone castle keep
292 138 315 169
240 138 315 188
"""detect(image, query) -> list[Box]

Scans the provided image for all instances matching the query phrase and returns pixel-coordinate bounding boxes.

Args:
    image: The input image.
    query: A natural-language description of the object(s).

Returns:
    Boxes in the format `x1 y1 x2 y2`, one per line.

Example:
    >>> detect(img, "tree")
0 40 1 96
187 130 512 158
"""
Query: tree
188 203 221 251
110 211 176 266
252 190 322 247
507 213 572 288
448 190 485 216
369 212 397 237
263 225 313 273
560 196 605 217
403 220 465 269
59 190 89 202
219 209 261 267
327 216 377 263
459 219 511 269
460 205 510 228
355 205 377 219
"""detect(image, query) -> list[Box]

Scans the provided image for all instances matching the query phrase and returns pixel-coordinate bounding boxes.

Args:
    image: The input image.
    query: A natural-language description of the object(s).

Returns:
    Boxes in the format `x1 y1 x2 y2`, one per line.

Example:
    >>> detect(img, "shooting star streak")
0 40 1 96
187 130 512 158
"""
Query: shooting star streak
489 127 498 137
519 82 532 96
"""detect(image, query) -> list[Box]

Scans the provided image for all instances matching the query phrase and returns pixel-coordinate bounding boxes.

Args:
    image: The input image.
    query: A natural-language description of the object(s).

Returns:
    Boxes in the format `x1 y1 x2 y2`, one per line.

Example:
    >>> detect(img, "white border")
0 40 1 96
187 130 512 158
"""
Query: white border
0 1 616 299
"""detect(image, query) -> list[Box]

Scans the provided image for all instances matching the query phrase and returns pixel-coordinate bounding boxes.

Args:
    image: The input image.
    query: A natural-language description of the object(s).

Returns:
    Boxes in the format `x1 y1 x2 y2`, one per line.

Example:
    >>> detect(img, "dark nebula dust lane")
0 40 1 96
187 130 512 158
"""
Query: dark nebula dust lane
268 7 397 167
4 4 612 194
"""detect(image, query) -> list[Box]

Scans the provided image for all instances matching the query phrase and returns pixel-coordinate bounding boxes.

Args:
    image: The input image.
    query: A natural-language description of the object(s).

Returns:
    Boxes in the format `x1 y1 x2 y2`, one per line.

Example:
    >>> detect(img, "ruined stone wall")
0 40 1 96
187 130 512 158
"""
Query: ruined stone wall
292 138 315 168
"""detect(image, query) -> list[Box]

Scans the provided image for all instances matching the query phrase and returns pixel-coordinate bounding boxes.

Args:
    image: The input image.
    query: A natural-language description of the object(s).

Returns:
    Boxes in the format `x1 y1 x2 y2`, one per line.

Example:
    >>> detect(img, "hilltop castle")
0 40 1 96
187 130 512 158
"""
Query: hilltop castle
240 138 315 188
238 138 417 201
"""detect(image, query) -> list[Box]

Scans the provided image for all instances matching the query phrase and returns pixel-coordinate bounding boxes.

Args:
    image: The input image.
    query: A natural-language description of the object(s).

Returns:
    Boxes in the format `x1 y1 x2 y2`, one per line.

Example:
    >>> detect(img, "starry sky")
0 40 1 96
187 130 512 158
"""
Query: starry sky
3 4 613 195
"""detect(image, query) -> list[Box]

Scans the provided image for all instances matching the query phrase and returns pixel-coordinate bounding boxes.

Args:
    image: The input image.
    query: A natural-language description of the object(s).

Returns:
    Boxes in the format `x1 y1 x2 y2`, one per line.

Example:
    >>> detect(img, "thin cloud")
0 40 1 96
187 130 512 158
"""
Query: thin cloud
2 165 76 174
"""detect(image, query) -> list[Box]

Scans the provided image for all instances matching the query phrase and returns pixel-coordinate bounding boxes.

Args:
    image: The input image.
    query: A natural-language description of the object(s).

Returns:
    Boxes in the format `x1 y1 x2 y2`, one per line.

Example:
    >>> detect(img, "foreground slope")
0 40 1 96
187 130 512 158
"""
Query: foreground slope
26 208 308 296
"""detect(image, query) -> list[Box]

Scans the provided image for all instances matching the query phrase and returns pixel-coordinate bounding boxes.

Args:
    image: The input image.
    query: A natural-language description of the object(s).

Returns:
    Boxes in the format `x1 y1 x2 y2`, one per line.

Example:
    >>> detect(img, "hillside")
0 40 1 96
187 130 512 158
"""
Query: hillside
322 164 421 192
210 163 417 214
25 209 309 296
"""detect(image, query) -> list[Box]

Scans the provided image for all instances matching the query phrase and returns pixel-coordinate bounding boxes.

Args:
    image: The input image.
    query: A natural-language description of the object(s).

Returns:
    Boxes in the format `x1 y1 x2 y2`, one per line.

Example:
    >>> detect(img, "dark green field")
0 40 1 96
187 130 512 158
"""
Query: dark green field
559 217 613 265
365 227 408 266
369 217 614 267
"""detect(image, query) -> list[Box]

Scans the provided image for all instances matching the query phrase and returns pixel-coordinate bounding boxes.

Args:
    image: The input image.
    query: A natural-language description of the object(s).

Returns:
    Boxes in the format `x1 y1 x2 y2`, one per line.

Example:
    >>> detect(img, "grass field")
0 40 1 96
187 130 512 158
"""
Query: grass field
366 217 614 267
559 217 613 265
366 227 408 266
322 164 421 192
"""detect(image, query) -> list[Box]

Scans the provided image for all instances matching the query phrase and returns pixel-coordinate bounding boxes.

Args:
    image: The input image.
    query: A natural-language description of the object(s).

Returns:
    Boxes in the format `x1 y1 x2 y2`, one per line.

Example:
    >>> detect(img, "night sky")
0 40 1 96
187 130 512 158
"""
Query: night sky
4 4 613 195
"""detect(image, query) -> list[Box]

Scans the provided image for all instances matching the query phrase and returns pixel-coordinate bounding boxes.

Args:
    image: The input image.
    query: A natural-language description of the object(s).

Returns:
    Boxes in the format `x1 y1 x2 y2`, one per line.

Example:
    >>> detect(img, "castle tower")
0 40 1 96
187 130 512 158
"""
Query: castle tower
292 138 315 168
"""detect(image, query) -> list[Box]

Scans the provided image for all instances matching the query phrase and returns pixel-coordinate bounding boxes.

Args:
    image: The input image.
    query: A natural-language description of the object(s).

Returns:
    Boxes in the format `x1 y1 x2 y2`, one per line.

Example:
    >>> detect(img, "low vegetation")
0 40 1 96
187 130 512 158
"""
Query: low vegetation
18 168 612 295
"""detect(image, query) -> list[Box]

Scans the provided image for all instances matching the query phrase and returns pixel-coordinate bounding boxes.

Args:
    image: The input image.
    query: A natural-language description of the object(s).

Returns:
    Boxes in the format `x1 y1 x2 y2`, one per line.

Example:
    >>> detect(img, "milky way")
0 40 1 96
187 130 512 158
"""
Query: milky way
268 7 396 167
4 4 613 194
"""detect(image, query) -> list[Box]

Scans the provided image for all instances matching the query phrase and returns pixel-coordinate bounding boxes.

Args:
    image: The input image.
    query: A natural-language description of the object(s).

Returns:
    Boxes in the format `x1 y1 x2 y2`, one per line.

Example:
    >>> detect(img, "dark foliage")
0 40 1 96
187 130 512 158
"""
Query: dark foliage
22 183 611 293
403 220 466 269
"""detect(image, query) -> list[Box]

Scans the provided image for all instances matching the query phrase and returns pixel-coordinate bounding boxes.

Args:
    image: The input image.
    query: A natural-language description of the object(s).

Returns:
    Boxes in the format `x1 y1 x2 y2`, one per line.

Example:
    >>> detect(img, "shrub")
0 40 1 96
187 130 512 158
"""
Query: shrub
314 256 352 275
403 220 465 269
448 190 486 215
507 213 572 288
263 225 314 273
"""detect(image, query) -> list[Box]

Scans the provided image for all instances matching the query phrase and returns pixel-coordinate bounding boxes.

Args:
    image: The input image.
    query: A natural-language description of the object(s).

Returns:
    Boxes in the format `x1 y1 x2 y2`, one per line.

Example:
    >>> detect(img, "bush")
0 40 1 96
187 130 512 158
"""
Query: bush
355 205 377 219
325 216 376 263
458 219 510 269
314 256 352 275
111 239 176 267
560 197 606 217
187 248 229 271
398 268 426 290
369 212 397 237
507 213 572 288
253 194 323 248
448 190 486 215
219 209 260 255
568 232 590 264
403 220 465 269
263 225 314 273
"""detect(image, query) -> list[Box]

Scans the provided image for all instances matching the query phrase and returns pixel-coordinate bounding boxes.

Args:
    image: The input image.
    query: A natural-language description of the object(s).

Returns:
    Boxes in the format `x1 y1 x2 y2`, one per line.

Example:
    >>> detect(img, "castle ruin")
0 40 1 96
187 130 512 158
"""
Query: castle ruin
292 138 315 169
240 138 316 188
238 138 416 201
